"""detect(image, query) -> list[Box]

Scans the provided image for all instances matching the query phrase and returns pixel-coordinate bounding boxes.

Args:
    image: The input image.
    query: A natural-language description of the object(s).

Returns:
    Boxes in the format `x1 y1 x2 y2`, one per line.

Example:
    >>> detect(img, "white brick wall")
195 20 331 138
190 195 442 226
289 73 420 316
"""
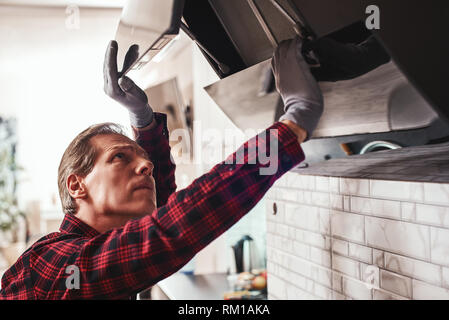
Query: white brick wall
266 173 449 300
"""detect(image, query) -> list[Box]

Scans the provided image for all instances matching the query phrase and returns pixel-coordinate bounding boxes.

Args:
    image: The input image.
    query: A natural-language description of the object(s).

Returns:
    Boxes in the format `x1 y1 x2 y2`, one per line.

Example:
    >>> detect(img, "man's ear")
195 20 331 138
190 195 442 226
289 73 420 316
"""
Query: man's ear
66 174 87 199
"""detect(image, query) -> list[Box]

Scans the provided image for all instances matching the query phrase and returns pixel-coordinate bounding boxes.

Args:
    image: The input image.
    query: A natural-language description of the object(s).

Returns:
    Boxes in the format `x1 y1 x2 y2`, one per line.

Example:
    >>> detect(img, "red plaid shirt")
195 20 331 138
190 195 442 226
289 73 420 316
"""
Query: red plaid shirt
0 113 304 299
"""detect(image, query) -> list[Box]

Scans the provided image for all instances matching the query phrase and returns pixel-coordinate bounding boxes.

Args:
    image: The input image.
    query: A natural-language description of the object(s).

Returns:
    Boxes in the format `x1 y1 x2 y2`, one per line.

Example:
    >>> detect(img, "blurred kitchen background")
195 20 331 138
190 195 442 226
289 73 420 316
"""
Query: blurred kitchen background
0 0 268 299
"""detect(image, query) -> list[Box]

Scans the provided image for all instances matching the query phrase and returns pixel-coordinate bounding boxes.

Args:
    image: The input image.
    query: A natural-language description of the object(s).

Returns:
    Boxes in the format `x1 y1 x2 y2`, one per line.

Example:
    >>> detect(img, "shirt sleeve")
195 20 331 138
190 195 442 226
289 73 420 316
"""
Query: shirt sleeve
131 113 177 207
48 122 305 299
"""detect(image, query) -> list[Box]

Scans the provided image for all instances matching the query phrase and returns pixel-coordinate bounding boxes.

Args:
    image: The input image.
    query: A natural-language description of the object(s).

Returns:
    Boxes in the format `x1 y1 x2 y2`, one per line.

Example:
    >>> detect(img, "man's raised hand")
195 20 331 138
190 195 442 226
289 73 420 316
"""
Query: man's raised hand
103 40 153 128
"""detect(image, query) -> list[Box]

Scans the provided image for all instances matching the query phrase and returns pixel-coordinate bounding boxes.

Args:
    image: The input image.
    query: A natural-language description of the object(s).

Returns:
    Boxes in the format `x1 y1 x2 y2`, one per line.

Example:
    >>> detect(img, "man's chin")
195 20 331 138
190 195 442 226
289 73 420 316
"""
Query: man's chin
136 202 157 216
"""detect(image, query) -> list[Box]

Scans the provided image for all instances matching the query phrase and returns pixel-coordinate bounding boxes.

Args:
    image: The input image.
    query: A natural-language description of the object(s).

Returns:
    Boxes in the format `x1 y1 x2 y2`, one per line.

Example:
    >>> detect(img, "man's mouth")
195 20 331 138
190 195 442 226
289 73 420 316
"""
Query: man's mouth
133 181 154 191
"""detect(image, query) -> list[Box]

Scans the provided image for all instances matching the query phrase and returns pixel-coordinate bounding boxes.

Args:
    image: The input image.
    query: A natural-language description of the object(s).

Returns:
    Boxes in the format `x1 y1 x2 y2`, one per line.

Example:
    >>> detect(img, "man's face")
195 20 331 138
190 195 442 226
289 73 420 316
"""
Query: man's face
82 133 156 218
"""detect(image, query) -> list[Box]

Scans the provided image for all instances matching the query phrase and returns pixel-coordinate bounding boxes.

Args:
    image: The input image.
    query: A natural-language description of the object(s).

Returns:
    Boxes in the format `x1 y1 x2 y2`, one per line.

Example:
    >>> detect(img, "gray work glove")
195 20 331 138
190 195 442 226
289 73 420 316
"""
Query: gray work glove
271 37 324 141
103 40 153 128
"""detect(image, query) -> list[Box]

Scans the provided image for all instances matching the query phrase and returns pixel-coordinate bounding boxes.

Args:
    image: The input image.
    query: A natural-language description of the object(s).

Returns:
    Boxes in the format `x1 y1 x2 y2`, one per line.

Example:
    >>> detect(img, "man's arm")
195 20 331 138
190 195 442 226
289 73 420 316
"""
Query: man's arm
53 121 304 299
64 38 318 300
131 112 177 207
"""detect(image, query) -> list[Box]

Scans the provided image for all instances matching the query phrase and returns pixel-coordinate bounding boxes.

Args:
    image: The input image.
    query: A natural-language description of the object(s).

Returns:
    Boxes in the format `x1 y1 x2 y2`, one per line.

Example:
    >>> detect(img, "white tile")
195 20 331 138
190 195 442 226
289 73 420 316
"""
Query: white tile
275 223 289 237
310 246 331 268
288 254 310 277
384 252 442 286
292 241 310 259
373 289 409 300
287 226 296 239
415 204 449 228
312 281 333 299
285 269 307 289
315 176 330 192
277 264 289 280
365 216 430 260
267 261 278 276
286 284 318 300
332 291 346 300
343 196 351 212
332 273 343 292
423 183 449 206
277 188 299 202
295 229 329 250
319 208 330 235
371 199 401 219
302 191 313 205
340 178 370 196
294 228 305 242
332 254 360 279
373 249 384 267
311 191 330 208
370 180 424 202
268 274 287 299
342 277 373 300
283 172 297 188
274 234 293 254
360 264 380 291
413 279 449 300
332 239 349 256
350 196 371 215
380 270 412 298
310 265 332 287
289 174 316 191
270 247 289 267
401 202 416 221
297 191 305 204
348 243 373 264
442 268 449 289
331 211 365 243
267 221 277 234
430 227 449 266
284 204 320 232
330 177 340 194
330 194 344 210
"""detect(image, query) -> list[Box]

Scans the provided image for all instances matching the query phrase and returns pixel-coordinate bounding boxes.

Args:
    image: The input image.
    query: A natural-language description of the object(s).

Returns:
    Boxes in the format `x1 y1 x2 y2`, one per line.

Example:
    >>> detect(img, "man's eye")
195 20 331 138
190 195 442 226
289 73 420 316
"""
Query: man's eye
113 153 125 160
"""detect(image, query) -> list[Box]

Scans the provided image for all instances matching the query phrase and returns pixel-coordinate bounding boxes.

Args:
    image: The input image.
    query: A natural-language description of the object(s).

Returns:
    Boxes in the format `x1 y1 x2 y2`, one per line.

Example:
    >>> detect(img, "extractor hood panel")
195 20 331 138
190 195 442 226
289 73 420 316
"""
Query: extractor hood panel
205 59 438 138
190 0 449 137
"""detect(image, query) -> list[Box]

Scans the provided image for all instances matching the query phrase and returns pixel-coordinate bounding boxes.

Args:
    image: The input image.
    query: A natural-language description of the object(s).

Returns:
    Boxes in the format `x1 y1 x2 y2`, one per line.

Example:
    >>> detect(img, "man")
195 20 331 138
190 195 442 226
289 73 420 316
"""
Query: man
0 37 323 299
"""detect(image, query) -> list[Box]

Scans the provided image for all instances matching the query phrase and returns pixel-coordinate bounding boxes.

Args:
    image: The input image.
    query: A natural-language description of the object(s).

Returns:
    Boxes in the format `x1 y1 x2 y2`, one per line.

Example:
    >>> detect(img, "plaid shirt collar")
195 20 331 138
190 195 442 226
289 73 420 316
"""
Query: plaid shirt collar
59 214 100 238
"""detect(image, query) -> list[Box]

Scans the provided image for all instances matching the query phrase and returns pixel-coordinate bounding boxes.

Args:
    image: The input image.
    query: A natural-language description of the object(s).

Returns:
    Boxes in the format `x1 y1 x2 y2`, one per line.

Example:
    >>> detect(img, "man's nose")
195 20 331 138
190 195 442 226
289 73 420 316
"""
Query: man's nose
136 158 154 176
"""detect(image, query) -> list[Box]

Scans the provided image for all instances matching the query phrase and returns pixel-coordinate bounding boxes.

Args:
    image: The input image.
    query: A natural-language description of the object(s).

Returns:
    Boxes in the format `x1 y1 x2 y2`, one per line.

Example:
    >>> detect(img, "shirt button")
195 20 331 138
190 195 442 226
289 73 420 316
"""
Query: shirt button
228 165 235 171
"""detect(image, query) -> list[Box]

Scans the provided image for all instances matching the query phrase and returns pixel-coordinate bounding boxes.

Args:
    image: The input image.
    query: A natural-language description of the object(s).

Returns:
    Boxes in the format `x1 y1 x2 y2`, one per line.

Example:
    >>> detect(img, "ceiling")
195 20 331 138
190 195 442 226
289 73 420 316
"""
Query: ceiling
0 0 124 8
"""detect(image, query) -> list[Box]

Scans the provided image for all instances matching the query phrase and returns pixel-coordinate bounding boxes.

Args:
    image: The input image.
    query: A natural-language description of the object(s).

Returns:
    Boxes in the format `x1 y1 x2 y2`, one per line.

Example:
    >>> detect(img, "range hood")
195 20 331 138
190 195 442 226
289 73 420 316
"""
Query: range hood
204 59 439 138
181 0 449 139
114 0 185 74
113 0 448 140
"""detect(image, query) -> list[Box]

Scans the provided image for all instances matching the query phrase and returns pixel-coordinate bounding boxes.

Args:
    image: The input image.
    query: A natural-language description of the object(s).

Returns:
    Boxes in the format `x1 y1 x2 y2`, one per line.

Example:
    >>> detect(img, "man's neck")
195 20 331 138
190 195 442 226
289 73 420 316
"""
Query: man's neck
74 210 133 234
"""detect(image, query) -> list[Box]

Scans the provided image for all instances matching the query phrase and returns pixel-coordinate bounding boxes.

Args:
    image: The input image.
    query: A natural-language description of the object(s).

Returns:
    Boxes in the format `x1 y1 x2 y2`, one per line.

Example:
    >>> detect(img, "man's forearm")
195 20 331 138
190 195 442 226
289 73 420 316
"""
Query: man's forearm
132 113 176 207
133 118 157 131
281 120 307 144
